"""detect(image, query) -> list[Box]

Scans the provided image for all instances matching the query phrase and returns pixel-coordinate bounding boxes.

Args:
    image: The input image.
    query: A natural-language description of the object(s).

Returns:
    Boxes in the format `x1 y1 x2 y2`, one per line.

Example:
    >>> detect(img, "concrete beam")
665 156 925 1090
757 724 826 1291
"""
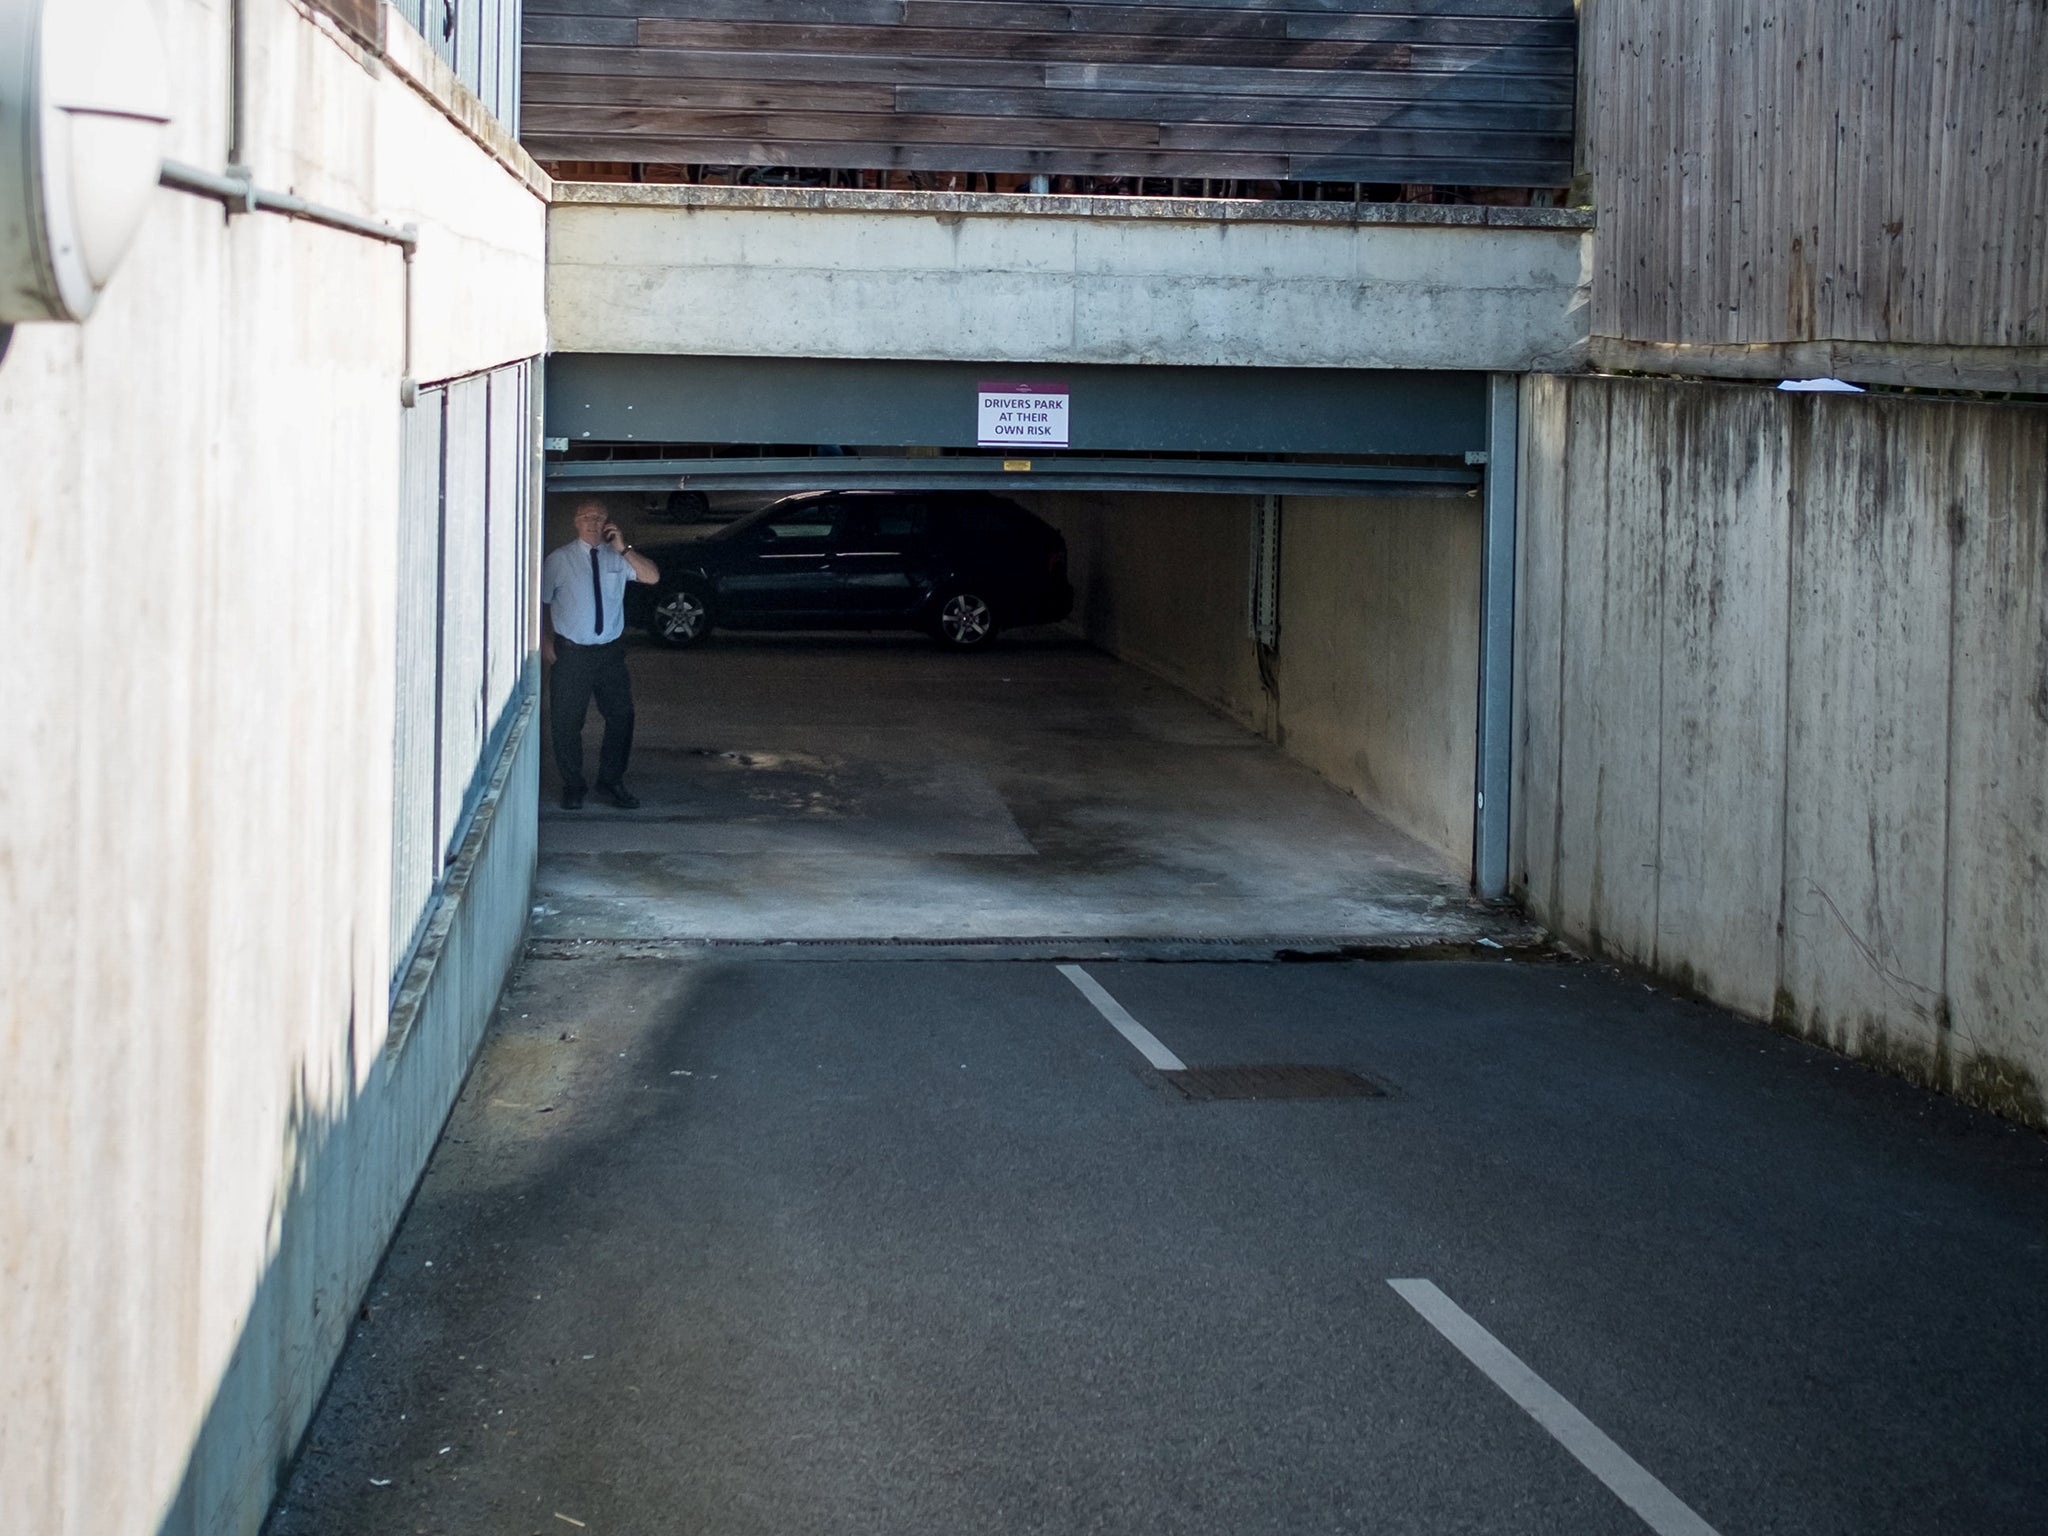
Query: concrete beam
1591 336 2048 394
547 184 1592 373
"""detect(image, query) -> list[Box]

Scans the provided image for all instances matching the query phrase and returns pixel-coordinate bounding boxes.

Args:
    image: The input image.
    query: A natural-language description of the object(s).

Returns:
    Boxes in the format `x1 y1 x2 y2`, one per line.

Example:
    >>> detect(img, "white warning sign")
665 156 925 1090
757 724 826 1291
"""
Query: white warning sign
977 382 1069 448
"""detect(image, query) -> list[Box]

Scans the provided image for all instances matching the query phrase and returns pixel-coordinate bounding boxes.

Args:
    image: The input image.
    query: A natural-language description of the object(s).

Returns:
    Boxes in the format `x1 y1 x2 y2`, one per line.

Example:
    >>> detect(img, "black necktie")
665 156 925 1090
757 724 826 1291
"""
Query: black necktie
590 545 605 637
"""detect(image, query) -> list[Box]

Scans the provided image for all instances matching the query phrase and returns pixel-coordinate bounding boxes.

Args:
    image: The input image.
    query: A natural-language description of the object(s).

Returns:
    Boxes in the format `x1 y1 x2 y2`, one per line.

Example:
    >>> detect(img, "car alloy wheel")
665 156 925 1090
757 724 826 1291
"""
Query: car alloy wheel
937 591 995 648
652 588 709 645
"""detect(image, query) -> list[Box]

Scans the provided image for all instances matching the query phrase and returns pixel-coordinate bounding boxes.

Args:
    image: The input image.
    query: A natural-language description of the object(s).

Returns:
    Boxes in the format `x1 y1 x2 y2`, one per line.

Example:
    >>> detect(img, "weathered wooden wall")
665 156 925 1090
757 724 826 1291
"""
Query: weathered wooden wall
521 0 1576 186
1584 0 2048 386
1515 374 2048 1128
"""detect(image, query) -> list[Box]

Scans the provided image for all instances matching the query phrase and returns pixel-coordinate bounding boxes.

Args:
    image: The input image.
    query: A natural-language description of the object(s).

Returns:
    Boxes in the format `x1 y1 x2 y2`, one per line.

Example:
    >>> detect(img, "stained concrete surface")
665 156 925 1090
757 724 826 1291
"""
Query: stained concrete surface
536 634 1506 944
1025 491 1484 866
268 953 2048 1535
1514 378 2048 1128
546 188 1591 372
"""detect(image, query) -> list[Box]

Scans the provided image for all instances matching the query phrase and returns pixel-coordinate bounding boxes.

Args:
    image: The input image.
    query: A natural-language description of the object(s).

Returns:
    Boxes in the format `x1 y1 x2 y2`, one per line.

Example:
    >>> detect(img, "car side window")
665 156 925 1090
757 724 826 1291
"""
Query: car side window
871 502 926 542
763 502 840 542
757 499 843 552
838 501 925 550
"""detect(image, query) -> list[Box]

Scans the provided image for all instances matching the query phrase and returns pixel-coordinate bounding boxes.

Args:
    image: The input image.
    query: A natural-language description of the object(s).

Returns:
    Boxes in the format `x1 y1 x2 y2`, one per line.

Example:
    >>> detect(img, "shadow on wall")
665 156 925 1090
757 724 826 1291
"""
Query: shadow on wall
151 707 540 1536
156 1063 352 1536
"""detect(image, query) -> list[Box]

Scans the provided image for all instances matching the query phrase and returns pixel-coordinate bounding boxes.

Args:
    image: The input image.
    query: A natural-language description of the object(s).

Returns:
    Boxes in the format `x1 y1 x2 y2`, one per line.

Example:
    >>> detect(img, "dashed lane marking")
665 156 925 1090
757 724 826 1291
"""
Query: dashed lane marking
1056 964 1187 1072
1389 1279 1723 1536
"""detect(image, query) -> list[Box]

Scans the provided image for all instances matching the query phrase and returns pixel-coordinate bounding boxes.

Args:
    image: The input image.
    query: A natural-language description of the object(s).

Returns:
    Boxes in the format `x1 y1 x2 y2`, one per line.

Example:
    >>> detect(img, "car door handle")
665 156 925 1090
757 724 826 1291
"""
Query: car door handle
834 551 903 558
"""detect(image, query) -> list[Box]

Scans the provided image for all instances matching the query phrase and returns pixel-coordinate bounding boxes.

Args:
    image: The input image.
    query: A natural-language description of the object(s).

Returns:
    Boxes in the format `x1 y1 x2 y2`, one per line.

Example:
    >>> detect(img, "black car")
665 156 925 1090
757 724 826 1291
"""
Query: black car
626 490 1073 650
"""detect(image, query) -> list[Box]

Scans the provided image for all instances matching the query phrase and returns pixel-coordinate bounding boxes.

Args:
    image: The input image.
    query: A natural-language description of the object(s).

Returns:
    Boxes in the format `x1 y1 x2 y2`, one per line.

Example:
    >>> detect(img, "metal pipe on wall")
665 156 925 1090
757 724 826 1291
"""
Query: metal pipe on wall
227 0 248 177
1473 373 1519 900
195 0 422 401
158 159 421 403
159 160 417 250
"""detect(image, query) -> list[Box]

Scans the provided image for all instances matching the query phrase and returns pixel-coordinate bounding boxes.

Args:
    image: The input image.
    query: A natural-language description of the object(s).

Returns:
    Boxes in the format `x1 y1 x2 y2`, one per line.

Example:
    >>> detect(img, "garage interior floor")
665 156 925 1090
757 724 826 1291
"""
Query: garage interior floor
534 633 1514 946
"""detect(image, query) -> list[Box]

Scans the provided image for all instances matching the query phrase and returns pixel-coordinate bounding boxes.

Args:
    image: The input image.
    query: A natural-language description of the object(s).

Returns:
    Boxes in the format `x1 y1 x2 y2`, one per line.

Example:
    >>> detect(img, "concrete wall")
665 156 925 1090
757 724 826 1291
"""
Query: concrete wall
1279 499 1482 866
0 3 547 1533
1028 492 1480 869
548 185 1591 373
1514 374 2048 1127
1046 493 1270 726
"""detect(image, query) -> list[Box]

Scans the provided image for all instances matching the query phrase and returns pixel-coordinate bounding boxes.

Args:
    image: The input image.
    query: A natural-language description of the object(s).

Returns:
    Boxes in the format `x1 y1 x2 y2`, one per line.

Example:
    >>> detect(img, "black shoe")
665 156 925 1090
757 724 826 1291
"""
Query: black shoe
594 781 640 809
561 784 586 810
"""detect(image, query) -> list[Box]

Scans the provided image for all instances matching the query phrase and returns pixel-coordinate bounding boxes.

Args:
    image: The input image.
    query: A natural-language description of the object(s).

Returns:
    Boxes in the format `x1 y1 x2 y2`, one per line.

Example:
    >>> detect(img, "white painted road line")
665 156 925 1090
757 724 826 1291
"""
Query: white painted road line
1057 964 1187 1072
1388 1279 1723 1536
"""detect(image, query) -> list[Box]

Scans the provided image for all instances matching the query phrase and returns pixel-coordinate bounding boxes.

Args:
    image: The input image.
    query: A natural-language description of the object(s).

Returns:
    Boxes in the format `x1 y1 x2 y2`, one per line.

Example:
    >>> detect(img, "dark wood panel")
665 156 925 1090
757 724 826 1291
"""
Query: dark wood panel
526 43 1576 101
524 105 1569 163
527 43 1052 88
634 19 1573 74
1037 58 1573 99
1282 10 1570 41
901 3 1296 39
525 14 638 43
529 100 1570 157
530 0 1569 16
525 133 1562 185
527 73 1574 134
900 2 1569 45
529 0 907 17
1289 150 1563 179
523 133 1293 176
524 104 1167 148
524 2 1577 184
525 73 904 113
894 85 1574 132
1081 0 1567 12
1162 121 1572 158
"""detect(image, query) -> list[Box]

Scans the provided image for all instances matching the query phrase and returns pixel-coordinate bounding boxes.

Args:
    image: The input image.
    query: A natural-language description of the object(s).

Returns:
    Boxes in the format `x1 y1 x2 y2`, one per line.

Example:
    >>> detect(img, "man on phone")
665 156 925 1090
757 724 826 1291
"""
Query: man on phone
541 498 660 809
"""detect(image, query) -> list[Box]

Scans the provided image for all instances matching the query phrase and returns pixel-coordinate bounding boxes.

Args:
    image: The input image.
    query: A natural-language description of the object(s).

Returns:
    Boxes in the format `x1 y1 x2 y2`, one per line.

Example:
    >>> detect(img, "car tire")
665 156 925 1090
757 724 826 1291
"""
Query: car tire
931 588 999 650
648 585 713 647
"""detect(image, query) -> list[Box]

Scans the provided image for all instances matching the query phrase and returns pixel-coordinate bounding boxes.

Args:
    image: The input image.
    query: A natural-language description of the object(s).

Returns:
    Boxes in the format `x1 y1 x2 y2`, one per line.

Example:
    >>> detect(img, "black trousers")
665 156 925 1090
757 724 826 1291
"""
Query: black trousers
549 637 635 790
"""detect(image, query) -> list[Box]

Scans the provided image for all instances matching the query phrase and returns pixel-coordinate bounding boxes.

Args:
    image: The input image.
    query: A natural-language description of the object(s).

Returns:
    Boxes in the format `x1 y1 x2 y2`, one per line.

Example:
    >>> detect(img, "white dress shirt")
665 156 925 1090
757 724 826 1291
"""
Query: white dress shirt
541 538 636 645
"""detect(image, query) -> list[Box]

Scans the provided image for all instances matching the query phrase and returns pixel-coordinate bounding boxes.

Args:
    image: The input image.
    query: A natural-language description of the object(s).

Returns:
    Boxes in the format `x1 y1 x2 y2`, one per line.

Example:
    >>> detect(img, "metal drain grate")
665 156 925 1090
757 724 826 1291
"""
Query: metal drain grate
1162 1064 1386 1102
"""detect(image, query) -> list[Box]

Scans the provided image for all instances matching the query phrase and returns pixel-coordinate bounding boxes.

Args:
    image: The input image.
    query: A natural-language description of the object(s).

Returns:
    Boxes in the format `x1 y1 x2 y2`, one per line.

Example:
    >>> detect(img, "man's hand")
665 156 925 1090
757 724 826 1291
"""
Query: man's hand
603 523 627 553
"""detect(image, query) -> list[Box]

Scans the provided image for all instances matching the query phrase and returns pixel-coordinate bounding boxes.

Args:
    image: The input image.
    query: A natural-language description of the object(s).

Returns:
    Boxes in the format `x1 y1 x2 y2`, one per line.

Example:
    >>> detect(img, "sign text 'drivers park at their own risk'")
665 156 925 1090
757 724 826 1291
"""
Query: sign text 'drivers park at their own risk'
978 383 1069 449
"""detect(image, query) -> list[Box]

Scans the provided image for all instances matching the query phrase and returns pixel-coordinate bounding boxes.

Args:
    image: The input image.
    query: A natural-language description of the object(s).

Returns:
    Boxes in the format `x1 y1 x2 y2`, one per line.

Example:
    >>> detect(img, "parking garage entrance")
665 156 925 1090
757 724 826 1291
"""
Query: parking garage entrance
536 355 1519 949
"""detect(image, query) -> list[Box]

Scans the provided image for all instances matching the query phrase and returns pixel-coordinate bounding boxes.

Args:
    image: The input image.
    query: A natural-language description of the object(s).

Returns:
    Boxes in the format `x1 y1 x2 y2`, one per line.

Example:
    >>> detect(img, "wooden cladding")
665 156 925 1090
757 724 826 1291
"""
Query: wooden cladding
522 1 1577 185
1586 0 2048 352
